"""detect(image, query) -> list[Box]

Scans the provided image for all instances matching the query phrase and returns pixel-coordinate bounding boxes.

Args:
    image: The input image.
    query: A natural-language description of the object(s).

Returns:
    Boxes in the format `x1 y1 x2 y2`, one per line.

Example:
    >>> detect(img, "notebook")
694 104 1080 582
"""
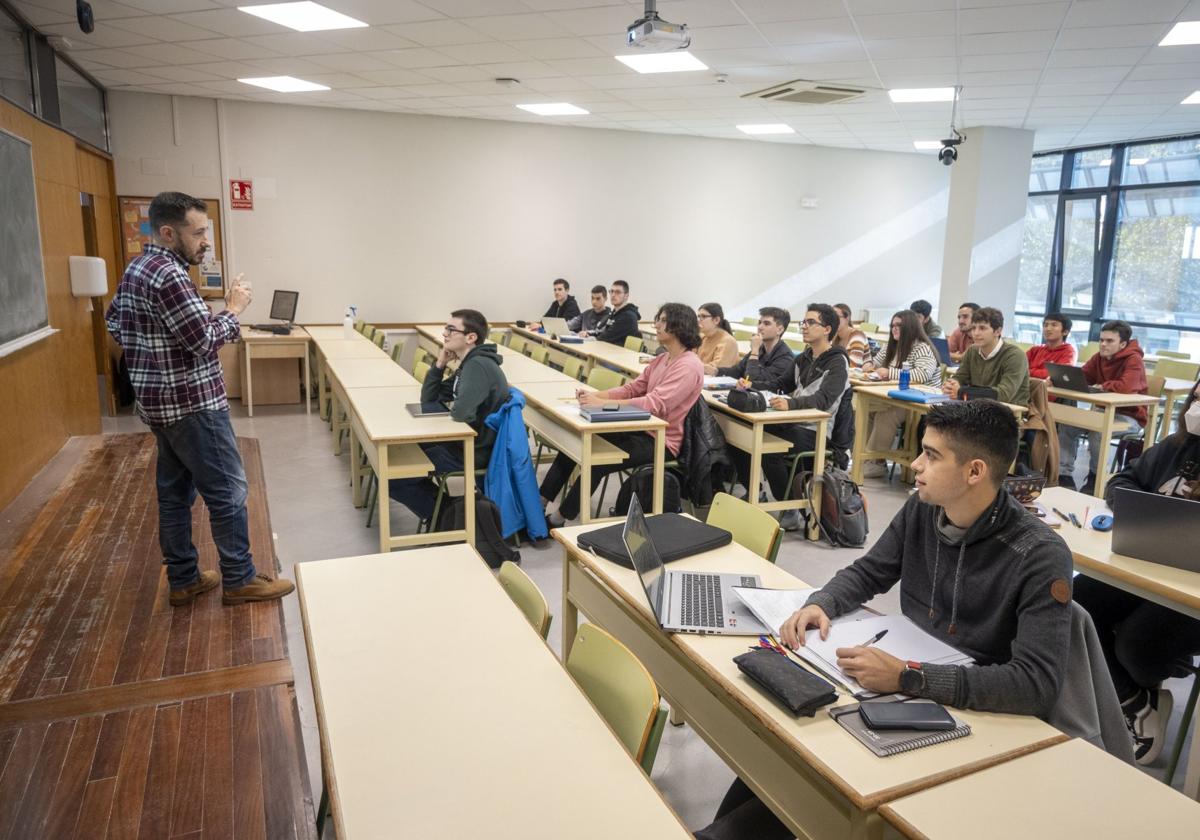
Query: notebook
580 405 651 422
830 701 971 757
887 388 950 404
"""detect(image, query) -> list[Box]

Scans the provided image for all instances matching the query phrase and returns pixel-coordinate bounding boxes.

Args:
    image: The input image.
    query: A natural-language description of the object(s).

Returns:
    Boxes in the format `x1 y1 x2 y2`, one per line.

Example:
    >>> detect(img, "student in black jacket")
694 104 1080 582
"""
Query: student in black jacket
1073 380 1200 765
567 285 610 334
715 307 794 391
541 278 580 322
591 279 641 346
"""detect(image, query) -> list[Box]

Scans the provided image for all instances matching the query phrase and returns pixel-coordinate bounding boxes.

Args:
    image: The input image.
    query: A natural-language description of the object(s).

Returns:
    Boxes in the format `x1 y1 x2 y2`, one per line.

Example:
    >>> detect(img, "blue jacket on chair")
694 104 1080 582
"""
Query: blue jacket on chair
485 389 548 540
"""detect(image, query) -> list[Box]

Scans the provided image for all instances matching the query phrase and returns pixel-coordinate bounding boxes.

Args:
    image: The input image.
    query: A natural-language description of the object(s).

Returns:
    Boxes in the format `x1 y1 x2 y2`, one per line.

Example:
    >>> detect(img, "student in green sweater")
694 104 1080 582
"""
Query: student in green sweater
942 306 1030 406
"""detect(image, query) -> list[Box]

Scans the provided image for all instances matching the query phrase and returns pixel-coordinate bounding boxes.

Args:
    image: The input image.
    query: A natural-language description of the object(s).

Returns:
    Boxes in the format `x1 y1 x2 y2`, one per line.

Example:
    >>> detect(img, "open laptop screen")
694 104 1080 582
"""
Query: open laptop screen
622 494 663 616
269 290 299 322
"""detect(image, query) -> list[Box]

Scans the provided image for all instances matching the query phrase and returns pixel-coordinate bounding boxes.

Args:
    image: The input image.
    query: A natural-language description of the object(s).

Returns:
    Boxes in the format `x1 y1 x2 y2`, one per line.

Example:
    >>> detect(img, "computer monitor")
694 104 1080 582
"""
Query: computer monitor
269 290 299 323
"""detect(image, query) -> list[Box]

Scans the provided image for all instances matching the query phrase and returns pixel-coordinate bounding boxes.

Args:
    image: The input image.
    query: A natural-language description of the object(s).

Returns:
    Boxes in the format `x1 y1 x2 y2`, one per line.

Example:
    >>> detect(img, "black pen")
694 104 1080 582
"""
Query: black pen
1068 512 1082 529
861 629 888 647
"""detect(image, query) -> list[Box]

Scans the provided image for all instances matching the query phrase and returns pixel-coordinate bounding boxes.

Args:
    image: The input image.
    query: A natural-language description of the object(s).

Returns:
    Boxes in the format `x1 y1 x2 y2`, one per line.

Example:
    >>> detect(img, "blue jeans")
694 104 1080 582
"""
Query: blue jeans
151 409 257 591
388 443 466 521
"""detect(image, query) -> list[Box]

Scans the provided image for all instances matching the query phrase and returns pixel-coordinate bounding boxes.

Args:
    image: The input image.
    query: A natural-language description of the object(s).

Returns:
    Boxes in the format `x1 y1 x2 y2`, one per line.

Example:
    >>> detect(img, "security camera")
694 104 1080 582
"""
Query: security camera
938 132 964 166
76 0 94 34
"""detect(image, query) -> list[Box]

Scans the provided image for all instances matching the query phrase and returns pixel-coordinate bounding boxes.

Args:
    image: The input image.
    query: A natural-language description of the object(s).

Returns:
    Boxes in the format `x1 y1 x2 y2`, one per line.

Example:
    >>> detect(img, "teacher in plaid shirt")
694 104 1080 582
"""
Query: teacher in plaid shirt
106 192 293 608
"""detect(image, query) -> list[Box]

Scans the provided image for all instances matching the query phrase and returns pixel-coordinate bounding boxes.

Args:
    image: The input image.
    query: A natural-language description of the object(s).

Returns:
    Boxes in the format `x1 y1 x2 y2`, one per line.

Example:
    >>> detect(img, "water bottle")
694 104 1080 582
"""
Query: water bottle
343 306 355 339
899 362 911 390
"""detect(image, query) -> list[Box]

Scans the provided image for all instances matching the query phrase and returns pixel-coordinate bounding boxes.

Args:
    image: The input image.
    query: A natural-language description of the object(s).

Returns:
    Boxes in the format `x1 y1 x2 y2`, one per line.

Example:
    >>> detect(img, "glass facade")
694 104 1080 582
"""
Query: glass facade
56 56 107 150
0 6 32 111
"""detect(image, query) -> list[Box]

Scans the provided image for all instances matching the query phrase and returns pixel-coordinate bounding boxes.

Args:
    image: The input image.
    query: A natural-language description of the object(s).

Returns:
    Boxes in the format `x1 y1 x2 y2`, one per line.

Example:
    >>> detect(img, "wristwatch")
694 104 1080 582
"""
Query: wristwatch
899 660 925 694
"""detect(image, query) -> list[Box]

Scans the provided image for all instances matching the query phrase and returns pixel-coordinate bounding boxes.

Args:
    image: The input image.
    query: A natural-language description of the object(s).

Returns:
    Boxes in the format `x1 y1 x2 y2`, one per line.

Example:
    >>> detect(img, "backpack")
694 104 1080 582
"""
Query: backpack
610 465 683 517
792 465 868 548
435 494 520 568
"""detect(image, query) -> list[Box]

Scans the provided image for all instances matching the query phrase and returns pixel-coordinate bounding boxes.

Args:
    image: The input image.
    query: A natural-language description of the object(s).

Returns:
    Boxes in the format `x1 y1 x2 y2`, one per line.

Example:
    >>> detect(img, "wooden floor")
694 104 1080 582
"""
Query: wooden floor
0 434 315 840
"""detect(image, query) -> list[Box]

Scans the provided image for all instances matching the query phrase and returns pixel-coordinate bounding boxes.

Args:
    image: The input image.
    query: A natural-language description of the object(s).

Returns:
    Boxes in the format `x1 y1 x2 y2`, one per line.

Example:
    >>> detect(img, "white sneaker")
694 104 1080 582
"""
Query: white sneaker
1124 687 1173 766
778 510 803 532
860 460 888 479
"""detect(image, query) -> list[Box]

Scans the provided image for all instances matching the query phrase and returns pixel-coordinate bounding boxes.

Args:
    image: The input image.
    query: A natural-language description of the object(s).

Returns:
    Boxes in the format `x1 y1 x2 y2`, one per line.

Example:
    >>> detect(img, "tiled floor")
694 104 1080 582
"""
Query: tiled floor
67 399 1190 832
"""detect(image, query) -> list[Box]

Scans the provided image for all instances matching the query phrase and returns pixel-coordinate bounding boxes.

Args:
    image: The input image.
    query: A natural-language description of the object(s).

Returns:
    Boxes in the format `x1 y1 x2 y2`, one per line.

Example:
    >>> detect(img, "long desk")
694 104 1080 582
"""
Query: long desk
878 738 1200 839
324 356 419 455
303 324 358 341
1047 386 1161 496
240 326 311 417
1041 484 1200 798
415 325 579 385
702 391 829 540
311 334 389 420
344 385 475 552
849 383 1027 485
512 326 647 378
296 545 690 839
554 523 1068 839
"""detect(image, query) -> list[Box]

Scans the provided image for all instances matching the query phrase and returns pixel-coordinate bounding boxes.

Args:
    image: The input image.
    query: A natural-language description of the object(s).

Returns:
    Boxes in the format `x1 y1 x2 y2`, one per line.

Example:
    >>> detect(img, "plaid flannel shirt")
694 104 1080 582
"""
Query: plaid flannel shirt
106 243 240 426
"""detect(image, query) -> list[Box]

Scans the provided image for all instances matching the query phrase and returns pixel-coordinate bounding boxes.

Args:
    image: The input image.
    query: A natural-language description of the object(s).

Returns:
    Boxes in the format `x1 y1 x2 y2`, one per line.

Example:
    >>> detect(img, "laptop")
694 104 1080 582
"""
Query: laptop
405 401 450 417
542 316 572 339
250 290 299 335
1046 362 1103 394
1111 487 1200 572
929 336 951 366
621 494 767 635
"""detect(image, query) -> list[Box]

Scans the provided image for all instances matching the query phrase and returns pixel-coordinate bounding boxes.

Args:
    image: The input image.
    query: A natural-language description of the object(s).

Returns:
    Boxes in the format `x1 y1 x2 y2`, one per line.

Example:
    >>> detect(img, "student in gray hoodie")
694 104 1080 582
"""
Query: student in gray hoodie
696 399 1073 840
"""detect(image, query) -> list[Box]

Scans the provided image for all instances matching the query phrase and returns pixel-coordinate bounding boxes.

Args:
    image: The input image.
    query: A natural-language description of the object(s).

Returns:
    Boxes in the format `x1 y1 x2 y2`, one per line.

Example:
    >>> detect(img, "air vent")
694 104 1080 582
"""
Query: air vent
741 80 867 105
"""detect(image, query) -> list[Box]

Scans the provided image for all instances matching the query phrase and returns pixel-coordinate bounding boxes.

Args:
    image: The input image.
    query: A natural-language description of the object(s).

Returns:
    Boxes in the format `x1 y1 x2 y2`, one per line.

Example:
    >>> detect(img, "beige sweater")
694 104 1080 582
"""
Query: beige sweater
698 330 739 368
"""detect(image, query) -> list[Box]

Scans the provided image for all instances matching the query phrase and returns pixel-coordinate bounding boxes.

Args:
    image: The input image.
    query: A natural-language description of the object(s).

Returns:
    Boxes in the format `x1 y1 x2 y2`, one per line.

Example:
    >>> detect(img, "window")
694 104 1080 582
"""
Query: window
55 56 107 151
1070 147 1113 189
1016 195 1057 312
1029 153 1063 192
0 7 32 111
1122 138 1200 185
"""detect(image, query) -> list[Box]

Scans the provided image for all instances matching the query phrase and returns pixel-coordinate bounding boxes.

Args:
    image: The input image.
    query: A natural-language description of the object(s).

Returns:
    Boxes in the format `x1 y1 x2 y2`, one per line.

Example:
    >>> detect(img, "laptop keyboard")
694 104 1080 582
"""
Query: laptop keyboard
680 573 724 628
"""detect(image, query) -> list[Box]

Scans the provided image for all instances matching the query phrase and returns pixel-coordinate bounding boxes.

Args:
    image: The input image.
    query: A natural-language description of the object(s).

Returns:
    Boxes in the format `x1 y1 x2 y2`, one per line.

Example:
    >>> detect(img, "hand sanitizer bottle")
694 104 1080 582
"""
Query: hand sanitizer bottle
343 306 355 339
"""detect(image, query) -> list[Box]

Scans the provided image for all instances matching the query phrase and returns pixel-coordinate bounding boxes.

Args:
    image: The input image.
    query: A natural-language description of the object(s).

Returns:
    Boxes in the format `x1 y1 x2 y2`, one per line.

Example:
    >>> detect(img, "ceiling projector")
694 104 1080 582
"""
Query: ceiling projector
626 1 690 50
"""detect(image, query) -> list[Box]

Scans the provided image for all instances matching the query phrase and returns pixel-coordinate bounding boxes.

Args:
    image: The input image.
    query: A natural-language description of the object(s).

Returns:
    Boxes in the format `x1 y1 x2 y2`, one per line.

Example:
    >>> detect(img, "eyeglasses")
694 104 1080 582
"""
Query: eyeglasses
443 325 466 335
800 319 820 327
697 313 713 321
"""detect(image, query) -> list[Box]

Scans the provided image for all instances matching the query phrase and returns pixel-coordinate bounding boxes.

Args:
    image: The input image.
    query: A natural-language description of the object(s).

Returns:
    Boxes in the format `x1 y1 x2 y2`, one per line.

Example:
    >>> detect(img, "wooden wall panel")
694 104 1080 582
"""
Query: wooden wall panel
0 99 110 511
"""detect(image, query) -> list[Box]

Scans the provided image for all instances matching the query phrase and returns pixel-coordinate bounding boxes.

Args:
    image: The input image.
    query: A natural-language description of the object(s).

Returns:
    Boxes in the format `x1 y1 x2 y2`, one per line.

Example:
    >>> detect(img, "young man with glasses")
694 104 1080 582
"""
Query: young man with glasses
389 309 508 522
714 307 795 391
590 280 641 346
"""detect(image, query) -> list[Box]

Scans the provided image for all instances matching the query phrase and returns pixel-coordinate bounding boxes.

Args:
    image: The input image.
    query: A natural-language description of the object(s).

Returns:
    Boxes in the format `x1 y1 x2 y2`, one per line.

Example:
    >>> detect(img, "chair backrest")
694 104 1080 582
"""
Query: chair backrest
488 329 506 346
372 330 385 348
733 328 754 341
741 317 758 326
508 336 526 355
497 561 551 639
1078 341 1100 363
706 492 782 562
413 359 431 382
559 357 586 381
1156 349 1190 359
1145 374 1165 399
528 346 549 365
353 318 366 333
858 322 878 333
587 366 625 391
390 342 404 363
623 335 644 353
361 325 376 340
1155 358 1200 382
565 623 660 765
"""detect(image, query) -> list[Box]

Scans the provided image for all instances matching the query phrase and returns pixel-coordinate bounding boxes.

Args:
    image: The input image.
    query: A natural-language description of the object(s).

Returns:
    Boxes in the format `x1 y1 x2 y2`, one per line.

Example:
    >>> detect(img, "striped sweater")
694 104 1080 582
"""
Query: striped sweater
870 340 943 386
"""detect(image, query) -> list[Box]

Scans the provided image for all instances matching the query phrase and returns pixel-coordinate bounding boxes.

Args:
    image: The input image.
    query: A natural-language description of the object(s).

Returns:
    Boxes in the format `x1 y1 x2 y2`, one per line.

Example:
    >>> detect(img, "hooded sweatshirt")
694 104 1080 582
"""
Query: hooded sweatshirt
1105 427 1200 503
595 302 642 346
716 339 795 392
543 295 580 321
805 490 1073 717
782 344 854 459
422 343 509 462
1082 338 1149 426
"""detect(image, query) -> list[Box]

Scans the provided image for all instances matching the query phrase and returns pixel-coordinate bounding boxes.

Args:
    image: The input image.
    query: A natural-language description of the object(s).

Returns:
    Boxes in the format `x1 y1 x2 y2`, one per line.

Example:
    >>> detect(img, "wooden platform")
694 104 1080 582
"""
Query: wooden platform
0 434 315 839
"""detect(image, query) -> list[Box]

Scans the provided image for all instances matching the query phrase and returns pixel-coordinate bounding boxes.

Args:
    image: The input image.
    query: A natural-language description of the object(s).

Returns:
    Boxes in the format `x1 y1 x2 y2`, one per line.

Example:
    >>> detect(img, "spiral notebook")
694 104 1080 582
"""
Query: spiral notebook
829 701 971 757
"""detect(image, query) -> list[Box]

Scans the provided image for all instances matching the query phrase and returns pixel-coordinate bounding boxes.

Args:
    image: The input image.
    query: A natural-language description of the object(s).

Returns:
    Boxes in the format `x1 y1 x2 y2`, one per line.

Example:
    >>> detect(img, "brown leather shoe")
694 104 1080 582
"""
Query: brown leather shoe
168 570 220 606
222 573 295 605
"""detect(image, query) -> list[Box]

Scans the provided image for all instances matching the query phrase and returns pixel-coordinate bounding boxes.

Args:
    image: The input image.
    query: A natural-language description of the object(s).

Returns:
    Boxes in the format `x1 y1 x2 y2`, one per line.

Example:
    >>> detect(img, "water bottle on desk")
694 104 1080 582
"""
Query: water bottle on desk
343 305 356 339
899 362 911 390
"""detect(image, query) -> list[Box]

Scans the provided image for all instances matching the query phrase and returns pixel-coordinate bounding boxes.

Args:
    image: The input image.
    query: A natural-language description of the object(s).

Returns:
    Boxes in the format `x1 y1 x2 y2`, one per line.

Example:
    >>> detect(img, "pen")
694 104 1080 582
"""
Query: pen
860 629 888 648
1068 512 1082 529
1051 506 1073 523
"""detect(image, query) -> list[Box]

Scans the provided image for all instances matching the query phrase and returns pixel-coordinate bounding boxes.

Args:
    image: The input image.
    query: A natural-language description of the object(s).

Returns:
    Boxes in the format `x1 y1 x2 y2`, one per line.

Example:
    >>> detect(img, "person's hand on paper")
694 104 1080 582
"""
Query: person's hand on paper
769 396 790 411
780 605 830 649
836 646 905 693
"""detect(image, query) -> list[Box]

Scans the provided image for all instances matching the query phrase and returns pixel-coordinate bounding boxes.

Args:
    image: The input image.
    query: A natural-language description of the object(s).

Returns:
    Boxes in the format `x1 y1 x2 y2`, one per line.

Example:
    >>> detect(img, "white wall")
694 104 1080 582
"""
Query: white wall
108 91 950 325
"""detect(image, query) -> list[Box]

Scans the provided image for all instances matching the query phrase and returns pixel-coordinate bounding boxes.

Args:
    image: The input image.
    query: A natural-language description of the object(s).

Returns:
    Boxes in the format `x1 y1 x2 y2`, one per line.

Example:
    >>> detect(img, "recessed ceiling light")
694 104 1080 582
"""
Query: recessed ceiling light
1183 91 1200 104
238 76 330 92
1128 157 1149 165
1160 21 1200 46
737 124 794 135
888 87 955 103
913 140 943 150
239 2 367 32
517 102 589 116
615 52 708 74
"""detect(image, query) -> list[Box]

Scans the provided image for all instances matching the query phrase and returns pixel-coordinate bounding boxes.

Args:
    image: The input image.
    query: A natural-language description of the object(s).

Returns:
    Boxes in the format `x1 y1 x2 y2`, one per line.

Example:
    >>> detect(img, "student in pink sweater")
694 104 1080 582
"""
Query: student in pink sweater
542 302 703 524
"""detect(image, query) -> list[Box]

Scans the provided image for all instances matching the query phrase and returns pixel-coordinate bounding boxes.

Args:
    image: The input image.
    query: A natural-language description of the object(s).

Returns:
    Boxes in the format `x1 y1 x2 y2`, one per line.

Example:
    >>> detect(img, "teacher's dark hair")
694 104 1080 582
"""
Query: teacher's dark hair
149 191 207 235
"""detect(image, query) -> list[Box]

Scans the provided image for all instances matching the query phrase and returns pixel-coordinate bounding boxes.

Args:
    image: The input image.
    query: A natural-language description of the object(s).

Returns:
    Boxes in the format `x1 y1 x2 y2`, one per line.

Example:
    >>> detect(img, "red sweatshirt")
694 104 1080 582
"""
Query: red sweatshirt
1082 339 1149 426
1026 342 1077 380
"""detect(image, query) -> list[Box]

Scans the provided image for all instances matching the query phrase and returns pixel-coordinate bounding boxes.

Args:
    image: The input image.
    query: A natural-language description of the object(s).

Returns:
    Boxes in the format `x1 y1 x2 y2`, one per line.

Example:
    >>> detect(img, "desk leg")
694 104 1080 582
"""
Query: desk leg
331 391 343 456
377 443 391 552
1185 699 1200 799
303 345 311 416
1158 394 1179 444
580 433 594 525
850 391 868 484
562 554 579 656
319 355 330 421
463 438 475 548
1094 406 1116 498
244 344 255 418
748 424 764 504
651 429 665 515
350 425 364 507
809 419 827 542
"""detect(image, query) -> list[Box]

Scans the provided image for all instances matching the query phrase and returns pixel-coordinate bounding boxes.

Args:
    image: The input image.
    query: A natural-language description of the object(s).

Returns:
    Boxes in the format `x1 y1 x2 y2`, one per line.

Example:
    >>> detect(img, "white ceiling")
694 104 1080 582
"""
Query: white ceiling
12 0 1200 153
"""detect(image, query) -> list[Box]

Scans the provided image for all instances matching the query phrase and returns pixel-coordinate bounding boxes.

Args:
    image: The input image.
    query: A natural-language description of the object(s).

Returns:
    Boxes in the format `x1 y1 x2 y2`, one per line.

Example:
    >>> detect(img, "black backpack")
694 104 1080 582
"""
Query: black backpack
610 465 683 517
435 494 520 568
792 465 868 548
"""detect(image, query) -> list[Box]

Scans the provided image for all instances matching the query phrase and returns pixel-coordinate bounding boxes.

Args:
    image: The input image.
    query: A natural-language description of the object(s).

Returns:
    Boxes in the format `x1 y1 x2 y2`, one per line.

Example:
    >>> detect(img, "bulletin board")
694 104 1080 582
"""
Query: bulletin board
118 196 225 298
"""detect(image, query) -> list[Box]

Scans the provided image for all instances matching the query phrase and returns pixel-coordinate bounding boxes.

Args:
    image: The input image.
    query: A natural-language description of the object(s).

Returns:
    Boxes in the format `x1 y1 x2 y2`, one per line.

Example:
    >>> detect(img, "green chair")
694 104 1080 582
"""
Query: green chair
1155 358 1200 382
733 328 754 341
413 359 431 382
488 329 507 346
858 322 878 333
361 325 376 341
1165 663 1200 787
528 346 550 365
498 561 551 640
565 623 667 774
353 318 366 334
1078 341 1100 363
391 342 404 364
1156 349 1189 359
705 492 782 563
623 335 645 353
423 468 488 533
1013 341 1032 353
558 357 586 381
783 337 806 353
587 366 625 391
741 317 758 326
508 335 526 355
372 330 386 348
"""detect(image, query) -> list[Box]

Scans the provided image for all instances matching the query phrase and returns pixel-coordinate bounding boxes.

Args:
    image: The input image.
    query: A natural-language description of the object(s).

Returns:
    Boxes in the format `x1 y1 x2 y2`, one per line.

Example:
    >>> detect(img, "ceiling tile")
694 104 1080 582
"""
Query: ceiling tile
863 37 957 59
1064 0 1188 27
757 18 860 45
735 0 847 22
686 25 769 50
168 9 281 38
960 30 1059 54
321 0 445 26
960 51 1049 72
436 41 533 63
958 3 1068 35
1055 24 1171 51
316 28 418 52
242 33 344 57
122 42 228 65
184 38 280 60
383 19 492 46
307 52 397 72
462 12 574 40
39 21 157 49
103 14 223 41
855 11 958 40
544 6 639 37
381 48 462 68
